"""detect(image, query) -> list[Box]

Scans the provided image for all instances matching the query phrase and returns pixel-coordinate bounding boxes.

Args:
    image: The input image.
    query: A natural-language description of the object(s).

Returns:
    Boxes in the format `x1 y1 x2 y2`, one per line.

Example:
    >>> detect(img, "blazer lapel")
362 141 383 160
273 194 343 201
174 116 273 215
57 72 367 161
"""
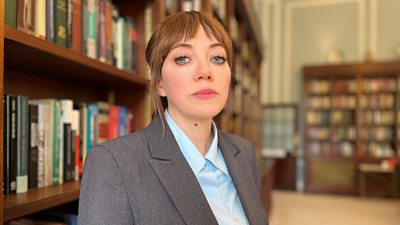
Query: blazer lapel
146 118 218 225
218 133 266 225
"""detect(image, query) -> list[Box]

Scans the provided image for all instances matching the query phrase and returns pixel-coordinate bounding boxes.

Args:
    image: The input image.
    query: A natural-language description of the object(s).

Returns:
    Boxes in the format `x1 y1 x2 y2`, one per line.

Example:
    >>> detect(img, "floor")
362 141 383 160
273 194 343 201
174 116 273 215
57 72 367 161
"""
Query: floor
269 190 400 225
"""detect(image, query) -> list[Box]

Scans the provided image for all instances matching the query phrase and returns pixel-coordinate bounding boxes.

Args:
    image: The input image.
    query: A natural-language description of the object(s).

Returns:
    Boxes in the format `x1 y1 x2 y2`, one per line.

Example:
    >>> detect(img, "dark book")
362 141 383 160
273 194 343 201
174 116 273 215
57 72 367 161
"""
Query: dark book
63 123 72 183
54 0 68 47
3 95 11 195
17 96 29 193
17 0 36 34
9 95 18 194
67 0 73 48
28 104 39 189
46 0 55 41
5 0 18 27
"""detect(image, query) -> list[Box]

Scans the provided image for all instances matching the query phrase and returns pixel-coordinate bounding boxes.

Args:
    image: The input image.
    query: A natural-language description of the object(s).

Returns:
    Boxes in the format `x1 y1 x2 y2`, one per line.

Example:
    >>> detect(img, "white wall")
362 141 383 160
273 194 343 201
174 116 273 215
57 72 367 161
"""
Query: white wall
261 0 400 104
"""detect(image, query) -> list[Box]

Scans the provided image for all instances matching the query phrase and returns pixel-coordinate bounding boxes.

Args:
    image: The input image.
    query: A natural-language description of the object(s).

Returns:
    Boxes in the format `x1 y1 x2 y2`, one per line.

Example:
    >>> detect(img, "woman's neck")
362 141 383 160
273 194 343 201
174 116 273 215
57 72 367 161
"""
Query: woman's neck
168 111 213 156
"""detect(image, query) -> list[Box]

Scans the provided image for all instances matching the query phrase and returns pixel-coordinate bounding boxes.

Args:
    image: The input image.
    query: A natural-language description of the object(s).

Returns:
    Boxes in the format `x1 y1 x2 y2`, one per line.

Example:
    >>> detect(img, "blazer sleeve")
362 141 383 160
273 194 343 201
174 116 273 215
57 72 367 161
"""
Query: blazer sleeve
78 145 133 225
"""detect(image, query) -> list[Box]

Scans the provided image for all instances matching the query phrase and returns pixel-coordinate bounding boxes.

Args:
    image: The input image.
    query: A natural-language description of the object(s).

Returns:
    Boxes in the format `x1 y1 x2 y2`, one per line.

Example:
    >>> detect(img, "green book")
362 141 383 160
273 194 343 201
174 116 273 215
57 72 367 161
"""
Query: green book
5 0 17 27
54 0 68 47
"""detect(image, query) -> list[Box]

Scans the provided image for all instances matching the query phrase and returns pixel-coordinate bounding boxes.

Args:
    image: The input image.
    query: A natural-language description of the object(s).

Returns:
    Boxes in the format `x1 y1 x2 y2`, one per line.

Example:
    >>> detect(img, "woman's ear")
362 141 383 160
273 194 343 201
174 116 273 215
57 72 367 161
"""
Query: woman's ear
156 81 167 97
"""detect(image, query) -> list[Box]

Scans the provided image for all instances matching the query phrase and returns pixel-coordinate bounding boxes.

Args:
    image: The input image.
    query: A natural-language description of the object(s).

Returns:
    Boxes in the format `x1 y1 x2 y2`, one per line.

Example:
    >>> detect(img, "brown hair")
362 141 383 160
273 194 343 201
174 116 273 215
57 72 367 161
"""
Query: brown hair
145 11 233 128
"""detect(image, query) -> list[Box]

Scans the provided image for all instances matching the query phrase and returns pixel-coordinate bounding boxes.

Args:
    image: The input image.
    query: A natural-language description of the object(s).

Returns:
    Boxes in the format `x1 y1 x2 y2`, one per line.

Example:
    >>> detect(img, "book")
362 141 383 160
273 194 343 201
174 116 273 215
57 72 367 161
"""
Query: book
17 0 36 34
3 95 11 194
35 0 47 39
28 104 39 189
16 96 29 193
5 0 18 27
86 0 97 59
54 0 68 47
46 0 55 41
72 110 80 181
71 0 82 52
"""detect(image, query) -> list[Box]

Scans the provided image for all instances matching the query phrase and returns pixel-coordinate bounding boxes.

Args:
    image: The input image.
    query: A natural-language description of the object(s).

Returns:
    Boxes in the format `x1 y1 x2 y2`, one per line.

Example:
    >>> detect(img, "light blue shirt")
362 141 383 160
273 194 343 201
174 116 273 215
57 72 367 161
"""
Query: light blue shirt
165 111 249 225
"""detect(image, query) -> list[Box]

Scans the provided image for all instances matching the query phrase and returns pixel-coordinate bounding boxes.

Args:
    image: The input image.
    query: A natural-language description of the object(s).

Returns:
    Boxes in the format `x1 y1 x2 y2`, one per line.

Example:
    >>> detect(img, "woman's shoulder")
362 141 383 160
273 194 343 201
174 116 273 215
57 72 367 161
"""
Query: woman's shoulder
89 128 150 162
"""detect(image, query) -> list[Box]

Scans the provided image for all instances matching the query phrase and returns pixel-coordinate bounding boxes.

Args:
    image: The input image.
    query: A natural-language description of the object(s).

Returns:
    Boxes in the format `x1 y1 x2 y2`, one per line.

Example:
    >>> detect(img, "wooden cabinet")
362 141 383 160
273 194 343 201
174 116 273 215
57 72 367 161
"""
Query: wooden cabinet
1 0 264 222
303 62 400 194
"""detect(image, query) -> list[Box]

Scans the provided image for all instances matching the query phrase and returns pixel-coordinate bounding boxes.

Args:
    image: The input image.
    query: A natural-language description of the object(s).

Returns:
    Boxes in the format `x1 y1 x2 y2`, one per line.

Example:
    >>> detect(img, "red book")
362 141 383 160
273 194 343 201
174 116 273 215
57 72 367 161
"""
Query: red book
109 105 119 139
71 0 82 52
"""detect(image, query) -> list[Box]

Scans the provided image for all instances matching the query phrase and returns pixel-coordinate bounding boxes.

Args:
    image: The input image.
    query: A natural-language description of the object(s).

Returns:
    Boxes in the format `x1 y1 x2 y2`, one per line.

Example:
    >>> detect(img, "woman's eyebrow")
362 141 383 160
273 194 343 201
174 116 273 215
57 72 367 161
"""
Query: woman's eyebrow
171 42 223 51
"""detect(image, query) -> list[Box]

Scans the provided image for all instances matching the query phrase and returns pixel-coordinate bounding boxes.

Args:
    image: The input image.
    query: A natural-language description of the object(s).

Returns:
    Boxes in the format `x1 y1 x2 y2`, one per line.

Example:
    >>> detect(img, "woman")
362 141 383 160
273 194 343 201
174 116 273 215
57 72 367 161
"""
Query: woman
78 11 268 225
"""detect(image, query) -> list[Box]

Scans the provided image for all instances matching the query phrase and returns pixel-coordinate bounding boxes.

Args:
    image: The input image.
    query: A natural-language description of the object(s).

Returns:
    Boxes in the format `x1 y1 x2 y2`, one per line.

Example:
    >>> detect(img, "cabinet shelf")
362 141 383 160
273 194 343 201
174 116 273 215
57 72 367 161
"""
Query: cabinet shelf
4 26 149 88
3 181 80 222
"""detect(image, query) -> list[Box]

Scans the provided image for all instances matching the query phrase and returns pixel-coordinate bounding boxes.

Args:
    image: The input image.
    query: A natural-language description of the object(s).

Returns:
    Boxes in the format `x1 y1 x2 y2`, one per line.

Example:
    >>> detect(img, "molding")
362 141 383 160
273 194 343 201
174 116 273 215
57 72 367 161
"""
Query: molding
370 0 377 57
358 0 366 60
283 0 362 102
272 0 281 103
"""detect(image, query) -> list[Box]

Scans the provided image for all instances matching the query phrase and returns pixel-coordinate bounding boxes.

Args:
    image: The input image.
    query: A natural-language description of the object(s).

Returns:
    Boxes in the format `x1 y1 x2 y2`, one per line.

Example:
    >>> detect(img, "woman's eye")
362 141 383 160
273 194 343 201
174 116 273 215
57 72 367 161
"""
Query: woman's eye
211 56 226 64
175 56 190 65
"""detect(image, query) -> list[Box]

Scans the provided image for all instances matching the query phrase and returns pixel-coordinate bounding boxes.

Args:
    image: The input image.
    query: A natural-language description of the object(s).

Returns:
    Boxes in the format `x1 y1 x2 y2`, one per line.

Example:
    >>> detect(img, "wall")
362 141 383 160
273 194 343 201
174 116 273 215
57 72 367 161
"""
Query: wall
259 0 400 191
261 0 400 104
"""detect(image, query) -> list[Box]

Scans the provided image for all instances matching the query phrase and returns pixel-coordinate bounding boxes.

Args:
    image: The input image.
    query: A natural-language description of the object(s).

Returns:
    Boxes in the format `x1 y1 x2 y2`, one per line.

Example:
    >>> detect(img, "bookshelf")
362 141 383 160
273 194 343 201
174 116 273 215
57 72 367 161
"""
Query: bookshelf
303 61 400 194
1 0 264 222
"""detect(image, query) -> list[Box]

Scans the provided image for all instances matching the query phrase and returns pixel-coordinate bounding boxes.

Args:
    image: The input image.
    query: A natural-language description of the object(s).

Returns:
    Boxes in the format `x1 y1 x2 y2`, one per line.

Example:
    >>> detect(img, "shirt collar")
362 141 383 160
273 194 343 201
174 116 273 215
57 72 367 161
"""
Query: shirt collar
165 110 229 177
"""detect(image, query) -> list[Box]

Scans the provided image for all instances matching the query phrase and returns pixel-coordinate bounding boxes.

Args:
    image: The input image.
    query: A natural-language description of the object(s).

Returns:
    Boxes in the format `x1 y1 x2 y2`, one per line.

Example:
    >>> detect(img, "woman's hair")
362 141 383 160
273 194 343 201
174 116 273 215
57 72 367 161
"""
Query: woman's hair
145 11 233 128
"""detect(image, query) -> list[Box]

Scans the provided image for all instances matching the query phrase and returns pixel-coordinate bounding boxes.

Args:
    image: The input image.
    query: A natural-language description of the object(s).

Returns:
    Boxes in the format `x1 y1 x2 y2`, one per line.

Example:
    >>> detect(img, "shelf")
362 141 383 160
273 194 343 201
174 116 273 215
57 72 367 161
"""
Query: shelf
4 26 149 88
4 181 81 222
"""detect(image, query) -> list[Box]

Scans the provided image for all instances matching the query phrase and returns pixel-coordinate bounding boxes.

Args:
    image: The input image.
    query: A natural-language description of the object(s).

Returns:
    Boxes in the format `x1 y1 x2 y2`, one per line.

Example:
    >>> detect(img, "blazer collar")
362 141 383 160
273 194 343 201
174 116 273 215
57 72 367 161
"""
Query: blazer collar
146 117 218 225
146 117 264 225
218 133 266 225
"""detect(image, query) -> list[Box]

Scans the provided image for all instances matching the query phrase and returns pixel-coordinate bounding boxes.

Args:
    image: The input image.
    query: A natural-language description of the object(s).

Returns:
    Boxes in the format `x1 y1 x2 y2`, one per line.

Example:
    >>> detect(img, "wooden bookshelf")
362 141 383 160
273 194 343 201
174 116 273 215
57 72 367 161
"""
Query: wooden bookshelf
0 0 264 222
303 61 400 195
4 181 80 222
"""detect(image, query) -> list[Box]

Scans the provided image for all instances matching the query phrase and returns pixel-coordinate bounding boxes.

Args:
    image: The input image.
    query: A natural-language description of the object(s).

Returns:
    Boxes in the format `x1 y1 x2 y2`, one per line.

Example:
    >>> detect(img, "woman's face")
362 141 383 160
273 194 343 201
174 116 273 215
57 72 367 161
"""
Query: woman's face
158 26 231 123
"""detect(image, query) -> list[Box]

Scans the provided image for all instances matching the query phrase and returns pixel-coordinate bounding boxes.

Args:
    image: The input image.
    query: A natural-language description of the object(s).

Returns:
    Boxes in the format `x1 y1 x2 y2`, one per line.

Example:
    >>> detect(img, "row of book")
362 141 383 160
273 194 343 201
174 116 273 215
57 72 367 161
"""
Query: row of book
307 78 398 94
358 143 395 158
362 78 396 93
359 94 395 108
358 127 394 141
308 141 396 158
308 141 354 157
359 110 394 125
306 80 331 94
308 96 357 109
306 110 355 125
5 0 138 73
307 127 356 141
3 94 134 195
332 79 357 93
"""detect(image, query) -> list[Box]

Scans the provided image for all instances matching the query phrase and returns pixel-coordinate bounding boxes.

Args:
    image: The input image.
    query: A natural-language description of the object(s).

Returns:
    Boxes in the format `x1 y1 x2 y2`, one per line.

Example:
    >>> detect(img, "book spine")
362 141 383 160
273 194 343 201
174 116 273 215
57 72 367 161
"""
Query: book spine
46 0 54 41
52 101 60 185
16 96 29 194
9 96 17 194
87 0 97 59
67 0 73 48
17 0 36 34
5 0 18 27
71 110 80 181
63 124 72 182
35 0 47 39
35 102 45 188
125 16 132 73
98 0 106 62
71 0 82 52
28 104 39 189
3 95 11 195
54 0 68 47
105 0 112 64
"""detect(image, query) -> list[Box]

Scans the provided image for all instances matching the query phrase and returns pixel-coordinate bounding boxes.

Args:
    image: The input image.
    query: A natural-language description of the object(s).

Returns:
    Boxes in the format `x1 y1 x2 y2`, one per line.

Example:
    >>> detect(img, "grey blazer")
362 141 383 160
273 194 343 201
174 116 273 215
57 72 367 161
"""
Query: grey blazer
78 117 268 225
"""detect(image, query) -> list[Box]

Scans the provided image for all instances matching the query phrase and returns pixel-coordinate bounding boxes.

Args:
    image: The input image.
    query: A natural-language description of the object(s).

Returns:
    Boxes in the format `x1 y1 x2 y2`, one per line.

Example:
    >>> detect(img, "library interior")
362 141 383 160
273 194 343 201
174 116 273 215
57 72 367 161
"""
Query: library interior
1 0 400 224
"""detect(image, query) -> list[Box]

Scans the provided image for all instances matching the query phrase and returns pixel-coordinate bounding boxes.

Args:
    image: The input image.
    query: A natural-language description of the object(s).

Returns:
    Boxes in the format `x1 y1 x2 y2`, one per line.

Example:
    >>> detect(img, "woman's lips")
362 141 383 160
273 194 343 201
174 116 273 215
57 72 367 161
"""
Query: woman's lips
192 89 219 99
